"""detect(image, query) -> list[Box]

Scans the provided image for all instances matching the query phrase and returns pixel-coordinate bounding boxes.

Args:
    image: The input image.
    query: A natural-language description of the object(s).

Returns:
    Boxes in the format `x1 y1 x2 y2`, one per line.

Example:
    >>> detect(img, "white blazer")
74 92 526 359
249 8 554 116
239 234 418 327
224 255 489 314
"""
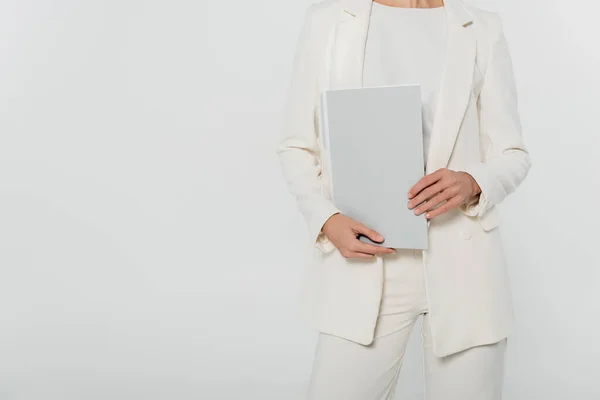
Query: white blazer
276 0 531 357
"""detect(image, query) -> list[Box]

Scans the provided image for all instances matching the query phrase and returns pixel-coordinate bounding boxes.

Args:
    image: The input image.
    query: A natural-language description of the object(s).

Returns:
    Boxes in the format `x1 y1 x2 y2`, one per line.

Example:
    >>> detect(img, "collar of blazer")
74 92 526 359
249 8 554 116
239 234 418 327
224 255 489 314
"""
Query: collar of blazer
329 0 476 174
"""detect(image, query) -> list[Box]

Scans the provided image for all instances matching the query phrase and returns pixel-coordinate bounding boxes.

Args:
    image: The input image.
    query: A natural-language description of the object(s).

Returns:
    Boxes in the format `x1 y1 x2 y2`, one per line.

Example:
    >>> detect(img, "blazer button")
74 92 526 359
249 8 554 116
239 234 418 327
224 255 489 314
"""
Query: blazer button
460 231 472 240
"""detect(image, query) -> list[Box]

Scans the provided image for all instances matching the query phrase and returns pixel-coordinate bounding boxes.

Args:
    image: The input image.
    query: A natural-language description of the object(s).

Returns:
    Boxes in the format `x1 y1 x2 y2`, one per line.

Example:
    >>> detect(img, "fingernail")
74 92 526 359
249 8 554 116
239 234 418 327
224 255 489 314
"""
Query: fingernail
376 235 384 241
426 213 431 218
414 208 420 215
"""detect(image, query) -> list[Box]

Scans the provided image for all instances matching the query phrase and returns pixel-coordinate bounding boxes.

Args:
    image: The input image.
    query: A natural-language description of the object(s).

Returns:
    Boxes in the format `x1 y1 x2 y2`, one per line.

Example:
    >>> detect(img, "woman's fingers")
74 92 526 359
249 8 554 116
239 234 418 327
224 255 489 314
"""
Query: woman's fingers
415 186 459 215
340 240 395 259
340 250 376 259
425 195 463 219
408 169 446 199
407 181 448 211
353 240 396 256
337 223 396 258
353 223 385 244
325 215 396 259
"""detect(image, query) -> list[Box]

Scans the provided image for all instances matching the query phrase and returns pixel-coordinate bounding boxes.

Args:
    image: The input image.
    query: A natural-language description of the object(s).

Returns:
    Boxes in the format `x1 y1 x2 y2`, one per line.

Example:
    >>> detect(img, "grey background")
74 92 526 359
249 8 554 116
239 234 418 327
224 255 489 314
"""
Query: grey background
0 0 598 399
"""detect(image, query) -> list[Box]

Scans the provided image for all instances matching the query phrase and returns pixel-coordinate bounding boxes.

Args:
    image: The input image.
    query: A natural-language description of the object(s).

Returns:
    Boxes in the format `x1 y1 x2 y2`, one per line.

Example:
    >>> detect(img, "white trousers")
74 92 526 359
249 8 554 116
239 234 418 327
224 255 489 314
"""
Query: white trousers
307 249 507 400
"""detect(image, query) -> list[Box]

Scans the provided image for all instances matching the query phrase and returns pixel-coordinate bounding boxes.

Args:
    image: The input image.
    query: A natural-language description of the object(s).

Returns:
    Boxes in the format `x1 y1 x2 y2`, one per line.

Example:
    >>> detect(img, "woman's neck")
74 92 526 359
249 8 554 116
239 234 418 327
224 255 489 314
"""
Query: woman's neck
373 0 444 8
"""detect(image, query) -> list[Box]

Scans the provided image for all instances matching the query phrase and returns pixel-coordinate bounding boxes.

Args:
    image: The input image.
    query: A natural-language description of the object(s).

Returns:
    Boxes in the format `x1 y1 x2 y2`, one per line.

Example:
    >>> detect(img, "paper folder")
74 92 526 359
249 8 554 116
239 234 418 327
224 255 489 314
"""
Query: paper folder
320 85 429 250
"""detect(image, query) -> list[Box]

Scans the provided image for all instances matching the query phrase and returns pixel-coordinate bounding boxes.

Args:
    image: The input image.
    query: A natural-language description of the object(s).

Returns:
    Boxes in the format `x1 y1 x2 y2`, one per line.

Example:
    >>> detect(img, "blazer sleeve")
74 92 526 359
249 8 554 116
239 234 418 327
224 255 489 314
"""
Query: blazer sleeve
276 6 341 250
459 15 532 219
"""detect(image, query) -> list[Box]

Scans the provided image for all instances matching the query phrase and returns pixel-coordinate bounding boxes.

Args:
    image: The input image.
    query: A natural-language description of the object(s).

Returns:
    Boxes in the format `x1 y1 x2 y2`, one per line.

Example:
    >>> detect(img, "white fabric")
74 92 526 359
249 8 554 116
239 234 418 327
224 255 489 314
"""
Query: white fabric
307 249 507 400
277 0 531 357
309 326 507 400
363 3 447 166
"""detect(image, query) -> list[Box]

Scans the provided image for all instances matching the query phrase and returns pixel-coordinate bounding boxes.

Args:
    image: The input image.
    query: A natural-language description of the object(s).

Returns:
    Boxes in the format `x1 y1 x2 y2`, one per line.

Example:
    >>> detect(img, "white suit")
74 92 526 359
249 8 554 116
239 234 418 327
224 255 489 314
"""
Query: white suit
276 0 531 359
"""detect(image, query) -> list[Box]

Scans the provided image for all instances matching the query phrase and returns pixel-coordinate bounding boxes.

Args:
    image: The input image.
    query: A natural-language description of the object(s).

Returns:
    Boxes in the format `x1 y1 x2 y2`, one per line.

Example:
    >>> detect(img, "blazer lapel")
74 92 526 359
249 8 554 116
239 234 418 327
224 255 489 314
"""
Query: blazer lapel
425 0 476 174
327 0 476 173
328 0 372 90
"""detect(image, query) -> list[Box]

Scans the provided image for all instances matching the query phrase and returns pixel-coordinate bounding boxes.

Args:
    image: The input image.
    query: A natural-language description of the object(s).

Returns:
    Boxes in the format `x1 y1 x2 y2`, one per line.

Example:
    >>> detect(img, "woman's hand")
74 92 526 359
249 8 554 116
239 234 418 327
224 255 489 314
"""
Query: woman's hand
322 214 396 259
407 168 481 219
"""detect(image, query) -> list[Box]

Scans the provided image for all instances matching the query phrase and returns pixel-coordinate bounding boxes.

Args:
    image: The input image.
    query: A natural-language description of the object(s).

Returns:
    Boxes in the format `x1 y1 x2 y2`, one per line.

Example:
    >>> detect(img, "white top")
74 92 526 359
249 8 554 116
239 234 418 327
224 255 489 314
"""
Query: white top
363 3 447 165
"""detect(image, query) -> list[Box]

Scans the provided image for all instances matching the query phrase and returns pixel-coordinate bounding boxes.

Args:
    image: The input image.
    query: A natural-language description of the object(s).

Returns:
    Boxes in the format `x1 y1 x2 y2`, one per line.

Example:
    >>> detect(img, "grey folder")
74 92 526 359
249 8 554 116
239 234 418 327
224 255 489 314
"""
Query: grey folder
320 85 429 250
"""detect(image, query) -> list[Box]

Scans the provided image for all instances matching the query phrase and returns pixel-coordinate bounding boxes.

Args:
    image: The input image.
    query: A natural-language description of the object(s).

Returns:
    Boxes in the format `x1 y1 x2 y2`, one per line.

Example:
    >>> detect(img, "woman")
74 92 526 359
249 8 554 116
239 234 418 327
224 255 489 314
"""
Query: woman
277 0 531 398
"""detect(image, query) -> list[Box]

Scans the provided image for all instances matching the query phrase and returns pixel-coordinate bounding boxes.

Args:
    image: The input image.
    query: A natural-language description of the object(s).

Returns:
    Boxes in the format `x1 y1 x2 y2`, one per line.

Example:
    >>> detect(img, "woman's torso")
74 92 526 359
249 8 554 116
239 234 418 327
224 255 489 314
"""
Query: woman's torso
363 2 447 165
